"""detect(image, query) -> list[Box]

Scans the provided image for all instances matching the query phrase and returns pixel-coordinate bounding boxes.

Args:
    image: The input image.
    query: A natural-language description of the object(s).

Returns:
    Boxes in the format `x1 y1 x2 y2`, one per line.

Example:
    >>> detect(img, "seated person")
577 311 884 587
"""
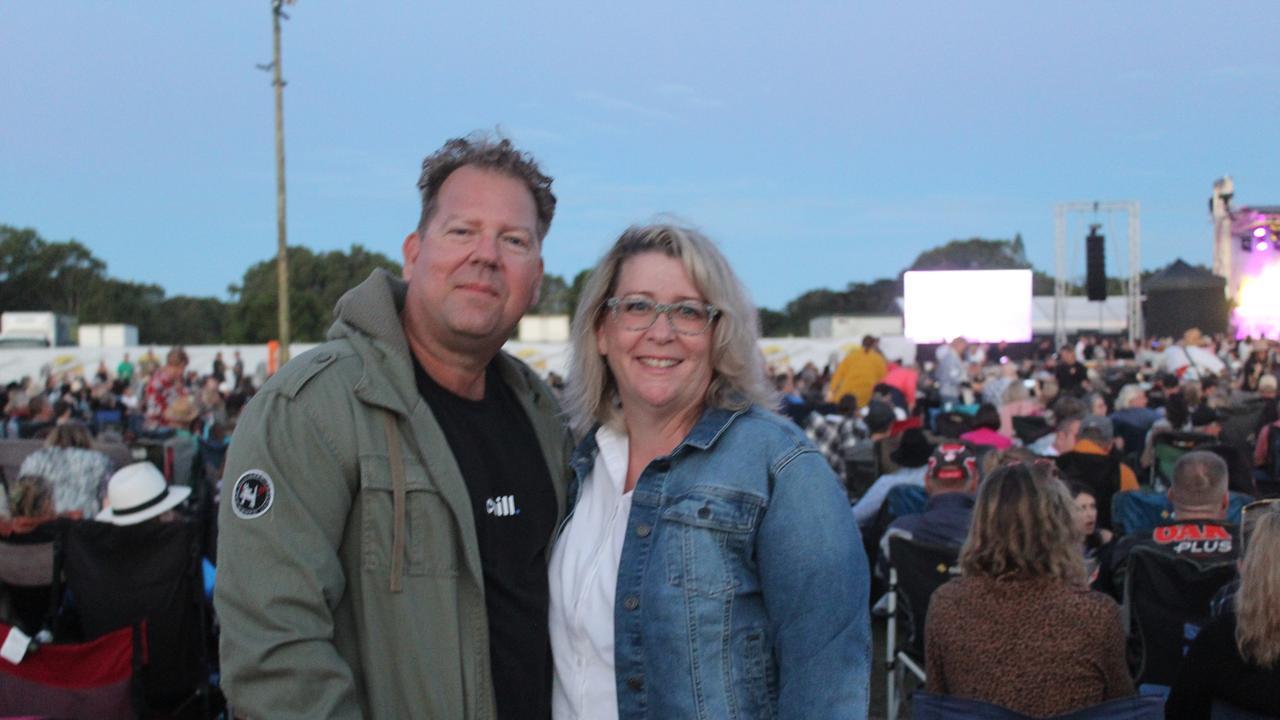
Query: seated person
851 428 932 528
1165 502 1280 719
841 400 895 501
878 443 977 577
925 462 1134 716
1109 383 1162 456
1069 482 1114 585
1028 397 1086 457
1055 415 1139 531
0 420 111 520
1097 451 1238 600
959 404 1012 451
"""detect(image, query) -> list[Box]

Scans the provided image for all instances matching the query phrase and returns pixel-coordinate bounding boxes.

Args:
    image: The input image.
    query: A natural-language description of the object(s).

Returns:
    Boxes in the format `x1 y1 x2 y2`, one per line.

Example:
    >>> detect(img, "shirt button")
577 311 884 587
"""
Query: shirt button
623 595 640 611
626 675 644 691
315 352 332 363
635 523 651 537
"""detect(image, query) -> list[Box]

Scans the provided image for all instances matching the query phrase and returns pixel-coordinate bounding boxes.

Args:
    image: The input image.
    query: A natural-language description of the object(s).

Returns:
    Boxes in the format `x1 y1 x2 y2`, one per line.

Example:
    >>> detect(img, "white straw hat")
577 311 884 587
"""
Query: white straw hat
97 462 191 526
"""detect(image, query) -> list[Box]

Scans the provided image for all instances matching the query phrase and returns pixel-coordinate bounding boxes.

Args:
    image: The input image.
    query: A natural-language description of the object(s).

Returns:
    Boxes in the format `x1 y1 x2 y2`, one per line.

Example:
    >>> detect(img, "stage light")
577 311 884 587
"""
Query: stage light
1257 241 1272 252
1254 227 1269 239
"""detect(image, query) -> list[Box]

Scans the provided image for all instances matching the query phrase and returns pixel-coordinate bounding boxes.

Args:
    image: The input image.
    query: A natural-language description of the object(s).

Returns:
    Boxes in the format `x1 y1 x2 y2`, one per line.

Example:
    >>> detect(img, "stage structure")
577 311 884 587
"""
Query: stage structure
1053 201 1141 348
1210 177 1280 339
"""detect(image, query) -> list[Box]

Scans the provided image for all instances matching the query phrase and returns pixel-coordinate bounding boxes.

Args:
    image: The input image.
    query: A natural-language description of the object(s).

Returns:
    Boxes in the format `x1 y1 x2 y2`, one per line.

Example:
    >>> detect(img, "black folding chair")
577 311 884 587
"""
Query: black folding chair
0 523 57 635
52 518 212 717
1149 431 1216 491
885 536 960 720
1122 545 1236 688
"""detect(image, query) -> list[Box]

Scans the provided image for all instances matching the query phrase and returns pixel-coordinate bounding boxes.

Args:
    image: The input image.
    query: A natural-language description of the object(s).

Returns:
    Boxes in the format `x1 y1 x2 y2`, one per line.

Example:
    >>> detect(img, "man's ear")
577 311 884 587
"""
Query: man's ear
402 231 421 281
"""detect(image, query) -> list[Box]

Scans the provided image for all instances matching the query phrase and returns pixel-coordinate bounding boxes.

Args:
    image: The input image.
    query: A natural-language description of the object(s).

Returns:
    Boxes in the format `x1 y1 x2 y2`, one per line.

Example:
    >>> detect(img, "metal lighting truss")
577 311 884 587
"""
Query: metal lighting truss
1053 201 1142 348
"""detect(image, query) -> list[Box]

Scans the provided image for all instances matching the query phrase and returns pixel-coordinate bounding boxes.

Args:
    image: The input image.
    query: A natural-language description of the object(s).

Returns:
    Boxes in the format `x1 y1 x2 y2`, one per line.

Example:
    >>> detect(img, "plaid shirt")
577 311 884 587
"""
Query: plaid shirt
803 412 867 479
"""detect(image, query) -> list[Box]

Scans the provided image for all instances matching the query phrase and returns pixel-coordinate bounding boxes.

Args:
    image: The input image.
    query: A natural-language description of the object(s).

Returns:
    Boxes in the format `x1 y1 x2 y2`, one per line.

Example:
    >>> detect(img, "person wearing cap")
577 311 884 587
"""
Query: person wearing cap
877 443 978 575
215 135 571 720
827 334 887 410
850 427 933 527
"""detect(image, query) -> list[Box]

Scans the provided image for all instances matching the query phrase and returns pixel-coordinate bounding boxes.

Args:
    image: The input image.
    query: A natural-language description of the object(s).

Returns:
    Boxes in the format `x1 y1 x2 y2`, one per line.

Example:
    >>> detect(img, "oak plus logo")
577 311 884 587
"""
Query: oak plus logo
485 495 520 517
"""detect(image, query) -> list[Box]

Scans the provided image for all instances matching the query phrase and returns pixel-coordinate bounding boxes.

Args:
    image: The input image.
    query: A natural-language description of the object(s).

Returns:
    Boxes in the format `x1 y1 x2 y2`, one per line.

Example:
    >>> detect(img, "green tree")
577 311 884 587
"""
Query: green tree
531 273 571 315
226 244 400 343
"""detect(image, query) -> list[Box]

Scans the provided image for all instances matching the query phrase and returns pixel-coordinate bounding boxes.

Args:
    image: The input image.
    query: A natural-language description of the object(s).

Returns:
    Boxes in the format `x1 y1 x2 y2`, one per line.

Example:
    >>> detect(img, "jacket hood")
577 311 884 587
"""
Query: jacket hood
330 268 411 356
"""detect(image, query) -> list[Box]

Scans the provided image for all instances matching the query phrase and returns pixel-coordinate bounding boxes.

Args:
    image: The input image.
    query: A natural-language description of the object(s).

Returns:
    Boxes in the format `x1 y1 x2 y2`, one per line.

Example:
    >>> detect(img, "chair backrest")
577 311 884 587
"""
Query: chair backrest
1111 490 1172 537
1151 431 1216 489
1211 698 1277 720
888 536 960 659
1011 415 1051 445
91 440 134 473
0 620 140 720
911 692 1164 720
54 518 207 713
0 438 44 491
1056 450 1124 530
0 525 57 635
885 483 929 523
1123 545 1237 686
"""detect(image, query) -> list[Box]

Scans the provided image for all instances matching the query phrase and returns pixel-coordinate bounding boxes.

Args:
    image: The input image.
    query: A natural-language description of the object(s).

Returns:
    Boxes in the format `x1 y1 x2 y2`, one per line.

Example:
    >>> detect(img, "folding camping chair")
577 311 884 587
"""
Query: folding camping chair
885 536 960 720
53 518 212 717
1122 545 1236 688
0 620 143 719
910 691 1163 720
0 522 57 635
1148 431 1216 491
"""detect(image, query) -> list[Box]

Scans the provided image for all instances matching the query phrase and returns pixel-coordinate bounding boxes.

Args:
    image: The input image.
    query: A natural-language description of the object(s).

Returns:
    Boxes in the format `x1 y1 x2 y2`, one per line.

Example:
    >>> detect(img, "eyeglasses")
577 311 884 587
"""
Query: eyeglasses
604 295 719 336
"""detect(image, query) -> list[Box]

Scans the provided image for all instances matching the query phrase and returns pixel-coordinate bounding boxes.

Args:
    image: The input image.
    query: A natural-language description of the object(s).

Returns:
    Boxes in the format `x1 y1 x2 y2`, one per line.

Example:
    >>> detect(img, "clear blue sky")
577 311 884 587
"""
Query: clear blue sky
3 2 1277 310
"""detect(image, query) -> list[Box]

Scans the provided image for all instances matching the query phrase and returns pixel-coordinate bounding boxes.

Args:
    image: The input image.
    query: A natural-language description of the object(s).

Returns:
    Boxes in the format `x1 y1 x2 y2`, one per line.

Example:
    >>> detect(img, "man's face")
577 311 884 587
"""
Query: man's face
401 165 543 354
1054 418 1081 454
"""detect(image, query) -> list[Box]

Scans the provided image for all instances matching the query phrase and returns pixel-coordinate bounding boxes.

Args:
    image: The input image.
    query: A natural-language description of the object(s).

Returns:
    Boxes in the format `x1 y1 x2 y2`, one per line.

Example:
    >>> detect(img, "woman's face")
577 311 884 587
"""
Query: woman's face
597 252 714 427
1073 491 1098 536
1090 395 1108 416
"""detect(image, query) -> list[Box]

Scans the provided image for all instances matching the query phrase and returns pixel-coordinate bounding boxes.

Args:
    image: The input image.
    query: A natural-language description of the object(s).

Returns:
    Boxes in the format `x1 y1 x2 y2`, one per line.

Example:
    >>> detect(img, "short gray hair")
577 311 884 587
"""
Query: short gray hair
1171 451 1229 514
563 223 773 436
1115 384 1145 410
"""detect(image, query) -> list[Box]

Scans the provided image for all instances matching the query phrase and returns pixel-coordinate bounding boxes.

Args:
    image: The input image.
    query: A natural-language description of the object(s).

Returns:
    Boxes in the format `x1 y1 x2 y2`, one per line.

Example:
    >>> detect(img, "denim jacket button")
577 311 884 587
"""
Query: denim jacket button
696 506 712 519
623 595 640 611
635 523 651 538
626 675 644 691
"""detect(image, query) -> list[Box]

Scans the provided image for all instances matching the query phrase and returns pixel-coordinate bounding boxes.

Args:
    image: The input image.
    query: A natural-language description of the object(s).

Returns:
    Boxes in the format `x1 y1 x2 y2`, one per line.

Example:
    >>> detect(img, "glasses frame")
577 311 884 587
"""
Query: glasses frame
603 295 720 336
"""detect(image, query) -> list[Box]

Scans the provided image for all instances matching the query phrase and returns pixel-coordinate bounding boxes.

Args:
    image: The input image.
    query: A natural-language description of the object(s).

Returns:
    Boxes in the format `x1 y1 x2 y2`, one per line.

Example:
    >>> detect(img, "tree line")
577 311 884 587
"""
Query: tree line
0 224 1159 345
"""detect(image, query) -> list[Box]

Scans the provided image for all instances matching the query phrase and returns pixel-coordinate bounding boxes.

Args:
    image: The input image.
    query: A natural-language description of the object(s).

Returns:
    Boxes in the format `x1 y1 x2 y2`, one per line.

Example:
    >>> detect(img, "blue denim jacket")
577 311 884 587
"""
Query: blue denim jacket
566 405 871 720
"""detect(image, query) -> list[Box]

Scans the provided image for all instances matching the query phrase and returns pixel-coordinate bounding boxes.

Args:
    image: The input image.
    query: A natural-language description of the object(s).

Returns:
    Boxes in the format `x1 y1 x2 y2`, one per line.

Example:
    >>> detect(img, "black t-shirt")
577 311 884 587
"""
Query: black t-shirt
1054 361 1089 394
414 359 556 720
1165 613 1280 719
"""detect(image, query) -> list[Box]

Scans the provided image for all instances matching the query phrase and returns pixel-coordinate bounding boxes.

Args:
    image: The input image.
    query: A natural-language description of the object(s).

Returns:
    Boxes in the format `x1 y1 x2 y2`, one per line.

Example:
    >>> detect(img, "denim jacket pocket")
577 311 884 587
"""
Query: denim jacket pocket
662 487 765 596
358 455 460 579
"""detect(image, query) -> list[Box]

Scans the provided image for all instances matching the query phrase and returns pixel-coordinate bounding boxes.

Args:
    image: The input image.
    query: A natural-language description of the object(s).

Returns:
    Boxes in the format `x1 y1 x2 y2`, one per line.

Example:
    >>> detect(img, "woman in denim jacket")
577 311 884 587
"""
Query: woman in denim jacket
549 223 871 720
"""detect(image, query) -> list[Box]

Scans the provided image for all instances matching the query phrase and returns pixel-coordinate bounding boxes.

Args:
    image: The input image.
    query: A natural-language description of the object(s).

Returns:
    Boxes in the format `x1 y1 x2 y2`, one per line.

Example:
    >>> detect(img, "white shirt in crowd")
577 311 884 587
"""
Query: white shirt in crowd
548 425 632 720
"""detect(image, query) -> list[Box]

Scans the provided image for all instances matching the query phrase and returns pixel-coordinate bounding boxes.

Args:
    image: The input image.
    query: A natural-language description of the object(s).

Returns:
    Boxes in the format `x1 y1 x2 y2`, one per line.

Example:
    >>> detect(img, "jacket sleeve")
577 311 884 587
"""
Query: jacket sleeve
757 444 871 720
214 389 363 720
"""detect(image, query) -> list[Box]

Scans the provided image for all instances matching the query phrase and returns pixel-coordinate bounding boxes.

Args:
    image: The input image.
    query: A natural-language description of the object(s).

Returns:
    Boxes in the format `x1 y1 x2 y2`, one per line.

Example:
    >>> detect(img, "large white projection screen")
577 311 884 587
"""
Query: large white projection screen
903 270 1033 343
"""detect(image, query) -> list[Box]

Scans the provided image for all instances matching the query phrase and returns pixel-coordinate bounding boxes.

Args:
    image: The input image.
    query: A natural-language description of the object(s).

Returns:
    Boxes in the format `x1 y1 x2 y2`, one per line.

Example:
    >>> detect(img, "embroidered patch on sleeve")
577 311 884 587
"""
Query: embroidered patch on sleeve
232 469 275 520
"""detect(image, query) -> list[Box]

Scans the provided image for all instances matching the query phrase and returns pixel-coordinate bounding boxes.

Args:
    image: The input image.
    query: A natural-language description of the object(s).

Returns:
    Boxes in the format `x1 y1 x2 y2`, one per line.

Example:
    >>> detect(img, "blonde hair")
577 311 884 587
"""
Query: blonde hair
563 223 773 435
1236 507 1280 668
960 462 1087 587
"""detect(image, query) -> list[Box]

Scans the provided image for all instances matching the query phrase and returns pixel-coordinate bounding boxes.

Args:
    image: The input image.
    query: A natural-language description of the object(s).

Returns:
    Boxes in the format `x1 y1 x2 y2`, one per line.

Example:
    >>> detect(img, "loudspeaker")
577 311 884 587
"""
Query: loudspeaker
1086 226 1106 301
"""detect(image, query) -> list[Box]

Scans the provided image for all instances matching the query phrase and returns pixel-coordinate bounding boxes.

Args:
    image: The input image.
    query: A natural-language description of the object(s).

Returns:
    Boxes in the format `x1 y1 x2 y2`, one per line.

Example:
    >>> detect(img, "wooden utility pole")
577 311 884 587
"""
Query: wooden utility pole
271 0 291 364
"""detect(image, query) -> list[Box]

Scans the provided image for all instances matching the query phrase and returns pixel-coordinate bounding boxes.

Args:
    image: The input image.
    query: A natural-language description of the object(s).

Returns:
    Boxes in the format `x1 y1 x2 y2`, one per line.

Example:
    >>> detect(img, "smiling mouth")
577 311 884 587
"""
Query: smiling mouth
457 283 500 297
638 358 680 368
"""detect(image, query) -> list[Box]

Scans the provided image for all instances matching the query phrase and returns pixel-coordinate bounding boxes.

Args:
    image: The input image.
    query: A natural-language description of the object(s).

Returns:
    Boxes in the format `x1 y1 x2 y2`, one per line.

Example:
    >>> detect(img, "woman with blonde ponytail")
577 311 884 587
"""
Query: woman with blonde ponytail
1167 502 1280 718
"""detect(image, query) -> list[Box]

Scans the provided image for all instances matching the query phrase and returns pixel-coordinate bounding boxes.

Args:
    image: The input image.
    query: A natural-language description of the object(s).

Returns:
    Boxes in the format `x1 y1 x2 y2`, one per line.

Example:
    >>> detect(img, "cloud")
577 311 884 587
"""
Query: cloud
653 82 724 109
576 91 676 121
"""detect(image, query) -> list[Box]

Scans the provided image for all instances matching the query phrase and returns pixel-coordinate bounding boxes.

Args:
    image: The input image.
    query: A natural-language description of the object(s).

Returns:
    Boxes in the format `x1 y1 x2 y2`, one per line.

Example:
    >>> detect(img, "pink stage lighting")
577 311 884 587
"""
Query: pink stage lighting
1253 227 1269 238
1257 241 1272 252
1235 261 1280 339
903 270 1033 343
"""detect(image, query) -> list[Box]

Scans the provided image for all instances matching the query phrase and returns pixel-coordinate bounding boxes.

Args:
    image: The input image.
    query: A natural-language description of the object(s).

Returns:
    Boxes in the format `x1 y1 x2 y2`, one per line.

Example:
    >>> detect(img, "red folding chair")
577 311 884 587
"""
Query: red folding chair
0 621 143 719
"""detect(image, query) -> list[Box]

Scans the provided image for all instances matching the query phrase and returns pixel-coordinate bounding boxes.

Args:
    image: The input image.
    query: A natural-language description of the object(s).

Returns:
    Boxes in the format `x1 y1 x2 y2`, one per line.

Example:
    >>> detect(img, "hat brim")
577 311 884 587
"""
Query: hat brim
97 485 192 526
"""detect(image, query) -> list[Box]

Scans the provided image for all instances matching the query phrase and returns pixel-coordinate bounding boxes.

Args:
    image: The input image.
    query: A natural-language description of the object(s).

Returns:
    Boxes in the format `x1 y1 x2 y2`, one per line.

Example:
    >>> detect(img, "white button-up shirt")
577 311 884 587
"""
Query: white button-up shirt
549 426 632 720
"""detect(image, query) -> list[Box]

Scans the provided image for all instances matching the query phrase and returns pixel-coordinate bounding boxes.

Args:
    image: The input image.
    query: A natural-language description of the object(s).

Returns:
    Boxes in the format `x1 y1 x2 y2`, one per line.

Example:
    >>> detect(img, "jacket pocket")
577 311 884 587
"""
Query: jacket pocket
358 455 460 578
661 487 764 596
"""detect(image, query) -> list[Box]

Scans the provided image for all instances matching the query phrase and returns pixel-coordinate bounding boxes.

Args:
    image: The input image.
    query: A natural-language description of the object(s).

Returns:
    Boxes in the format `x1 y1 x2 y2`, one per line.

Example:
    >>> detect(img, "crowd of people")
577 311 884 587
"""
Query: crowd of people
2 131 1279 719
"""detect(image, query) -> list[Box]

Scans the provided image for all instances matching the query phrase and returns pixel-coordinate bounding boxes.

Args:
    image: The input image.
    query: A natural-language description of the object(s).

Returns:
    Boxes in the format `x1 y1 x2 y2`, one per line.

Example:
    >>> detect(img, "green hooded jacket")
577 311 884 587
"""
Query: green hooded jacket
215 269 571 719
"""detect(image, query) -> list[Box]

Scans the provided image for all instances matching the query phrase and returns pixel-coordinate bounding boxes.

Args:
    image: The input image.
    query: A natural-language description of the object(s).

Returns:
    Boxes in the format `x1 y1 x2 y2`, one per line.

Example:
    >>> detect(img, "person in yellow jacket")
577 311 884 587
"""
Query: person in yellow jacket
828 335 887 409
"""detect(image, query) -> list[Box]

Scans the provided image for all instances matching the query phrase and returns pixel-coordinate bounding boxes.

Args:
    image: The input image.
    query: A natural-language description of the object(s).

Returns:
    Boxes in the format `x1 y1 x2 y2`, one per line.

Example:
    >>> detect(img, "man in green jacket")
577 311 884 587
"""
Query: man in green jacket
215 135 572 719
